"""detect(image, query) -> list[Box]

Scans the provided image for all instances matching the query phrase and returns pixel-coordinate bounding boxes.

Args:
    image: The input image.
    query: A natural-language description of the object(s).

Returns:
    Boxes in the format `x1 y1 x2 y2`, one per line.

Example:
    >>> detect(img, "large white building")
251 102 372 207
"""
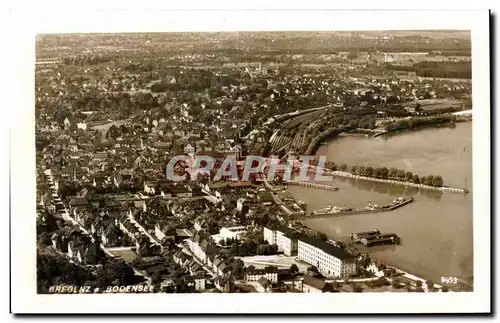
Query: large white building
263 226 298 256
212 226 247 244
245 266 279 284
297 236 357 278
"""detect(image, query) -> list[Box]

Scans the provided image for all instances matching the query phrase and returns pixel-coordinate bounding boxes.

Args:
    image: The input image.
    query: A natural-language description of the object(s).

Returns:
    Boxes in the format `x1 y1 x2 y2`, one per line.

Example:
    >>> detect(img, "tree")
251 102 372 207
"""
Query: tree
307 266 319 273
432 175 444 187
412 174 420 183
38 231 52 247
232 259 245 279
339 164 348 172
246 265 256 273
317 232 328 242
424 175 435 186
325 161 337 171
259 213 270 227
405 172 413 181
396 169 406 179
365 166 374 177
380 167 389 179
426 280 434 291
388 167 398 178
106 124 121 140
420 175 427 184
349 165 358 174
290 264 299 276
373 167 383 178
104 258 137 286
357 165 366 176
151 268 162 285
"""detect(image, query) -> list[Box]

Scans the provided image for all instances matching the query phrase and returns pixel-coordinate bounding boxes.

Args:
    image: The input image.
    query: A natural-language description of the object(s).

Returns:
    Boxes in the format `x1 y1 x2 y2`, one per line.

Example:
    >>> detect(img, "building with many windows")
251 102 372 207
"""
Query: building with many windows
297 235 357 278
263 226 298 256
245 266 279 284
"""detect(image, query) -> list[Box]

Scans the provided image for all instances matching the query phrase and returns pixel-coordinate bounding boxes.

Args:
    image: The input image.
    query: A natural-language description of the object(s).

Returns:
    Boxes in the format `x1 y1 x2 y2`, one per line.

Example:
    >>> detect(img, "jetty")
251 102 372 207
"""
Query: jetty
302 197 414 219
284 180 339 191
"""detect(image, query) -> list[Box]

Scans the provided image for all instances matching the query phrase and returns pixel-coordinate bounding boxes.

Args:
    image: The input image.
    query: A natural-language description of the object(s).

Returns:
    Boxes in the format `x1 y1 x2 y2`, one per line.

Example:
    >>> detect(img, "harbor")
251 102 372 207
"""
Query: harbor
292 122 473 285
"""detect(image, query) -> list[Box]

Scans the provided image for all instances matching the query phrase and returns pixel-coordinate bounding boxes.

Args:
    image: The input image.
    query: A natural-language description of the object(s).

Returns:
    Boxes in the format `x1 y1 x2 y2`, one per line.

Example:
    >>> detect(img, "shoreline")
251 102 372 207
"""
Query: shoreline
310 118 471 156
302 219 473 291
373 121 459 138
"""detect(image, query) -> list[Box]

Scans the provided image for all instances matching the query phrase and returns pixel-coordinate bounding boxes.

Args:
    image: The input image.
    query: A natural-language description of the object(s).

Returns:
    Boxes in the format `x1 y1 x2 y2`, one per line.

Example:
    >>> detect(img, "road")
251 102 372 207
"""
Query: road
258 173 295 216
178 242 217 278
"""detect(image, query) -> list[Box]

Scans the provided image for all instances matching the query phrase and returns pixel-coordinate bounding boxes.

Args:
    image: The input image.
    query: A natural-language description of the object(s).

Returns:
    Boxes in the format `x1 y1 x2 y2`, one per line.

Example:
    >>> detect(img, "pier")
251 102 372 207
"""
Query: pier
300 198 414 219
284 180 339 191
350 230 401 247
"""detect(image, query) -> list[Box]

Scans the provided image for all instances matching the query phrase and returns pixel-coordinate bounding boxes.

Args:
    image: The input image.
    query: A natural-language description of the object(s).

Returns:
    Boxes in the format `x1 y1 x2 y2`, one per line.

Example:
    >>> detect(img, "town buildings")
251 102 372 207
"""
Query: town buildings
245 266 279 284
264 226 356 278
301 275 336 293
297 235 357 278
212 225 247 244
263 226 297 256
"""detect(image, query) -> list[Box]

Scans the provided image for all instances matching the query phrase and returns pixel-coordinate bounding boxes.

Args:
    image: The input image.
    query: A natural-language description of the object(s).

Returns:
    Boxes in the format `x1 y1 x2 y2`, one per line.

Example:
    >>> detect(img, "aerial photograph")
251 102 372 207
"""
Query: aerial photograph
35 30 473 294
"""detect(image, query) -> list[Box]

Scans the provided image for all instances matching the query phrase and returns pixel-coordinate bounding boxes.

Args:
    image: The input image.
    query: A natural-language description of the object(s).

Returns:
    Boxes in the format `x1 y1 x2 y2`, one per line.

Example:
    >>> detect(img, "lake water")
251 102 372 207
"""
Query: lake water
288 122 473 286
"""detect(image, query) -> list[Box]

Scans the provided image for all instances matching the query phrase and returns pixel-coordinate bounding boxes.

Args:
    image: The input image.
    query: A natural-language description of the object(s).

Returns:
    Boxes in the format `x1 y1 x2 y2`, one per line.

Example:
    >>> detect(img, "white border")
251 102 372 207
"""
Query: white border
8 8 490 314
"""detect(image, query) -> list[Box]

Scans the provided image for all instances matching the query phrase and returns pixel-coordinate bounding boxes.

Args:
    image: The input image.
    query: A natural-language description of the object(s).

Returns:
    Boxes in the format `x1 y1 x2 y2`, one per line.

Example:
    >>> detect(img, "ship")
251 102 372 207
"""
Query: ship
312 204 351 215
364 201 380 211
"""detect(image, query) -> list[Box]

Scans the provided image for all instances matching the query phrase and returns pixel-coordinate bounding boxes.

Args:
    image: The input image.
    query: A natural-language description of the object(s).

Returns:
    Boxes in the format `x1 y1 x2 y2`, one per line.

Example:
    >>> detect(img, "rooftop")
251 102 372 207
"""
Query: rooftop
298 235 355 261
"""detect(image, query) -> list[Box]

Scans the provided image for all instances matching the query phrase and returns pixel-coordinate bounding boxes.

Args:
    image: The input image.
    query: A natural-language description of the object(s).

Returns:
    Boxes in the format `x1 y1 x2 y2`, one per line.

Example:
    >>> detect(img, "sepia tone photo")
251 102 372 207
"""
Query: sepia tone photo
8 8 490 314
35 30 474 294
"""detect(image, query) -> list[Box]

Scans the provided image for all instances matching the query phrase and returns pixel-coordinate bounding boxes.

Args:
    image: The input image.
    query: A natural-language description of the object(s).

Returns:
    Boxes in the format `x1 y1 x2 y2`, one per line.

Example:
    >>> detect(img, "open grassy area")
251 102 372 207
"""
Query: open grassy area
108 248 139 263
237 255 309 272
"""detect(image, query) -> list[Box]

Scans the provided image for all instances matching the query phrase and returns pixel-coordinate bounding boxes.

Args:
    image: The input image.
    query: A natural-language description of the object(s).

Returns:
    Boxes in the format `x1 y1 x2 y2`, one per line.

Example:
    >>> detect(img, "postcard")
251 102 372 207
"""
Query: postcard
8 7 491 314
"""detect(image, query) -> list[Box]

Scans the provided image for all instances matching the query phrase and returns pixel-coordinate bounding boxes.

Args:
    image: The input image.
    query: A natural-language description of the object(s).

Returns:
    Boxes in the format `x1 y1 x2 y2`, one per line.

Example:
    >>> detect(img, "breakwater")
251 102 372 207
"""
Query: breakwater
285 180 339 191
330 171 468 194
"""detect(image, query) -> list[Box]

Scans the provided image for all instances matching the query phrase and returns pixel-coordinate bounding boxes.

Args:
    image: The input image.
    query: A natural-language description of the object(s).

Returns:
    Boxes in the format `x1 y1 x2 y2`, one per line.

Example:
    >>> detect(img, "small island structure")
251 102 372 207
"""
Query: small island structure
349 229 401 247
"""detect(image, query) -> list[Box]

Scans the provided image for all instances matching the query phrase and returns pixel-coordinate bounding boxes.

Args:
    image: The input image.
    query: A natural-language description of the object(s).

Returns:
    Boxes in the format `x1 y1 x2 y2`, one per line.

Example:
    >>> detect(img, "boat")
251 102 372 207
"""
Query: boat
312 204 350 215
364 201 380 211
391 196 405 205
313 204 336 214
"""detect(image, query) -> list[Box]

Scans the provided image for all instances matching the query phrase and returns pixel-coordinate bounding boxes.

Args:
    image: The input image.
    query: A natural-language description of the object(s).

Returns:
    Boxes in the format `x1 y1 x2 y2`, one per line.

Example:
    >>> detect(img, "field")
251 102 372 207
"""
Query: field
236 255 309 272
108 248 139 263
